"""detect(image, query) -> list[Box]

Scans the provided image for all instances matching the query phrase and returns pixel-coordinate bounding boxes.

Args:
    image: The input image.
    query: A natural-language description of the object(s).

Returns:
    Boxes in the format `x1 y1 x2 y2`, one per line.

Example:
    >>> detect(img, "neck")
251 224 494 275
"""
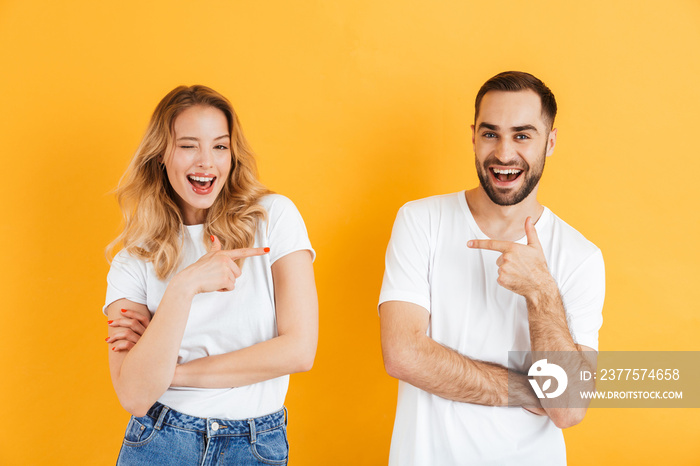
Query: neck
181 208 206 225
465 186 544 241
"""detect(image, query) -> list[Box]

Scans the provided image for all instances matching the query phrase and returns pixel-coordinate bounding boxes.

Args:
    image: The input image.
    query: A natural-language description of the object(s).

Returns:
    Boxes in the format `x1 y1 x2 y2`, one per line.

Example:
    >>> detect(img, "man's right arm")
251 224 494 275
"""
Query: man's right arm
380 300 543 411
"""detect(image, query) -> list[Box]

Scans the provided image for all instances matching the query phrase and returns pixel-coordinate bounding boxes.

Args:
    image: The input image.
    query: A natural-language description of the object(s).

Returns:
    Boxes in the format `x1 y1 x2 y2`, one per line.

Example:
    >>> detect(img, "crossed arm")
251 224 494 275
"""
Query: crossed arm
170 250 317 389
106 247 317 417
380 301 543 410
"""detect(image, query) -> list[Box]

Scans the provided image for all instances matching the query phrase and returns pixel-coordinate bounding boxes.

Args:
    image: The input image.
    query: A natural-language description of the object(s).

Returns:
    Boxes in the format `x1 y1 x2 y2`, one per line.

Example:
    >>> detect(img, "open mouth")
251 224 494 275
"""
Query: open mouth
187 174 216 193
490 167 523 183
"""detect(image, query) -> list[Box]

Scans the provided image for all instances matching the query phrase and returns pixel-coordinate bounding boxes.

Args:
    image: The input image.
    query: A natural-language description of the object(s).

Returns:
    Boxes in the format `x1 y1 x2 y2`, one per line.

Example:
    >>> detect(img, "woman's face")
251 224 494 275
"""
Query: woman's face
164 105 232 225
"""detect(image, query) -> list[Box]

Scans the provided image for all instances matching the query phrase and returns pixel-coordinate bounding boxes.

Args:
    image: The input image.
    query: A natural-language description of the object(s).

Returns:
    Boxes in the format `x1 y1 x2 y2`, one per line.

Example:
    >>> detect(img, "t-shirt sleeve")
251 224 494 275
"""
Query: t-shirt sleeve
559 249 605 351
378 203 431 313
103 250 148 316
265 195 315 264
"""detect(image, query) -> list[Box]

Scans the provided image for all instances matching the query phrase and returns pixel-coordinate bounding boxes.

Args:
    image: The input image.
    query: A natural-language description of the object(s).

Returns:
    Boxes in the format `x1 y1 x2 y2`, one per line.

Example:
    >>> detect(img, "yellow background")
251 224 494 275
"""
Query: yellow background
1 0 698 464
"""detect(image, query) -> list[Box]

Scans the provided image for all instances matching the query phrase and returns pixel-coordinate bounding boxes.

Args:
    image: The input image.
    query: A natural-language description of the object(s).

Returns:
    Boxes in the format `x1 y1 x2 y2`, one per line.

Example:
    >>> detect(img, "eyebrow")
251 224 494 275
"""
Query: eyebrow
512 125 538 133
176 134 230 141
478 123 539 133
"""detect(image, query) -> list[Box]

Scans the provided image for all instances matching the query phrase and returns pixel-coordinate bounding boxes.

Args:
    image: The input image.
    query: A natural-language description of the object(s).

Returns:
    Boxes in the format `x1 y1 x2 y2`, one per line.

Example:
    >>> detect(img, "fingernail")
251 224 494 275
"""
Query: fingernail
107 320 113 324
105 337 109 341
467 241 473 247
111 347 116 351
264 247 270 253
210 235 215 242
121 309 127 313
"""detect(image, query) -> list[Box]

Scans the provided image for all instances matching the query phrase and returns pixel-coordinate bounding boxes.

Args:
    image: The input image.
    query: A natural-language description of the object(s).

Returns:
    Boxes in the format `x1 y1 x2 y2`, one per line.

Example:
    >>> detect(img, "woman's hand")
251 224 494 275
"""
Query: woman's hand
106 237 268 353
168 249 318 389
177 235 269 295
106 308 151 351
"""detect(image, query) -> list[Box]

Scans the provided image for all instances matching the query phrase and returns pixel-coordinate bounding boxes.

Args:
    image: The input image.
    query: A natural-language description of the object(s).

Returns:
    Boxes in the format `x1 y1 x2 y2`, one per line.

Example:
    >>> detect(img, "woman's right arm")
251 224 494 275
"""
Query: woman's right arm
106 275 195 417
107 240 269 417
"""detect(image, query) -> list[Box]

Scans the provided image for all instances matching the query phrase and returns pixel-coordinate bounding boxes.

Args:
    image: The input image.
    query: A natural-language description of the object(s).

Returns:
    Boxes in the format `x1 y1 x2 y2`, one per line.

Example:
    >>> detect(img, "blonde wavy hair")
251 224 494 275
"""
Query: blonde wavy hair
106 85 270 279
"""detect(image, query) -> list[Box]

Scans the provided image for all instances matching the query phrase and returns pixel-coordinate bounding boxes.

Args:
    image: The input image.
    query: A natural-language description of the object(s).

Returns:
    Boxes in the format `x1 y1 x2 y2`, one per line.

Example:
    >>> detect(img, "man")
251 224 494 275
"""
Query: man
378 71 604 465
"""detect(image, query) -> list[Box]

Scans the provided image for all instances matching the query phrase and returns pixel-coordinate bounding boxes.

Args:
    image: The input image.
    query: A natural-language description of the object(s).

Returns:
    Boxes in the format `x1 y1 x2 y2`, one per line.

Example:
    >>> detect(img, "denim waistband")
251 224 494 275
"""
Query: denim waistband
145 402 287 438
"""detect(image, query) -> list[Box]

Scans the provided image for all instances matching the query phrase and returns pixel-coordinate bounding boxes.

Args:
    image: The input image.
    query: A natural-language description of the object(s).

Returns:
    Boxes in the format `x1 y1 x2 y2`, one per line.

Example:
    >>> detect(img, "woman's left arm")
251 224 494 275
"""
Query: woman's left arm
170 249 318 388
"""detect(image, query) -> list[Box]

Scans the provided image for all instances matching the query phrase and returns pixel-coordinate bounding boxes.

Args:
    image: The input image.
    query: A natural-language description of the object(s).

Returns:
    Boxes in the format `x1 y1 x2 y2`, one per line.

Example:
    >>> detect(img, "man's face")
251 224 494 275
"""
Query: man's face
471 90 556 206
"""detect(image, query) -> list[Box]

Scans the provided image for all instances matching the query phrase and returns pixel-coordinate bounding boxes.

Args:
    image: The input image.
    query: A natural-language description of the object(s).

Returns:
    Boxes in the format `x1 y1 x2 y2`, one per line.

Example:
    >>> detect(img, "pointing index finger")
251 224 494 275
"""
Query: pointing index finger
222 247 271 260
467 239 513 252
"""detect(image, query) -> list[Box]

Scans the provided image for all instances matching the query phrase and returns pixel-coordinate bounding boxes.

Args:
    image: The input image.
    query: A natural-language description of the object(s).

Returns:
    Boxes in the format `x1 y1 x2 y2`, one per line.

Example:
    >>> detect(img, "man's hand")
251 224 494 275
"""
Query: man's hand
469 217 596 428
467 217 555 300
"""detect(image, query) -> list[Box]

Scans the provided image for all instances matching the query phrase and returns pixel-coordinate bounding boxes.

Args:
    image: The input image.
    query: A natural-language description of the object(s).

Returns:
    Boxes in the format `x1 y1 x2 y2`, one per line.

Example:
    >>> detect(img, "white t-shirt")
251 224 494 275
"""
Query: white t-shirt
104 194 315 420
379 191 605 466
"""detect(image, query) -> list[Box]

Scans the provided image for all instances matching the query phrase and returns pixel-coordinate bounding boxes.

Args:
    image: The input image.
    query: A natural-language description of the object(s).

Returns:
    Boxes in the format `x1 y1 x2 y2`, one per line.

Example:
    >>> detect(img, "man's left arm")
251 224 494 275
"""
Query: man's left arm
469 217 600 428
522 279 597 428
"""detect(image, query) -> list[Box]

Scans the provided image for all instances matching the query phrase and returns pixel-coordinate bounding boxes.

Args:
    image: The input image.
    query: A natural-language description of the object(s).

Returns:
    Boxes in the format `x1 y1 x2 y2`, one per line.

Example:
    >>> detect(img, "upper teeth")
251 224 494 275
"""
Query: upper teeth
493 169 522 174
189 175 214 182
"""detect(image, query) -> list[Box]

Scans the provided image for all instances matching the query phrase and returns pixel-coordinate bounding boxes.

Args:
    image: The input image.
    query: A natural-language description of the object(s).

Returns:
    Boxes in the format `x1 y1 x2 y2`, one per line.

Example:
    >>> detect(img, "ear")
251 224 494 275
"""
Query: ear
470 124 476 149
545 128 557 157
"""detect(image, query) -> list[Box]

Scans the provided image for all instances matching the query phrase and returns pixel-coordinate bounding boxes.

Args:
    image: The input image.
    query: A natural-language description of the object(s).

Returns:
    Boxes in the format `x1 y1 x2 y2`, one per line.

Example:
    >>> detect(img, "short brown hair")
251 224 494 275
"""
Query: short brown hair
474 71 557 129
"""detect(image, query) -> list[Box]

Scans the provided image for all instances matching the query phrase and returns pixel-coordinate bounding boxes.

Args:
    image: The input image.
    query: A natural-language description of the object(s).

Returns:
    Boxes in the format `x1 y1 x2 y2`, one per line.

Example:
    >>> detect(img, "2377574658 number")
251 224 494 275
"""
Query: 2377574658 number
598 369 680 381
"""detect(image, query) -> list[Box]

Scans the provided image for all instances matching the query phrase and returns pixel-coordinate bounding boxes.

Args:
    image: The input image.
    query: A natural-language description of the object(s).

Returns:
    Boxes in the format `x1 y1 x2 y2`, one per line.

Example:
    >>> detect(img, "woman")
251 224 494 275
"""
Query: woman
104 85 317 465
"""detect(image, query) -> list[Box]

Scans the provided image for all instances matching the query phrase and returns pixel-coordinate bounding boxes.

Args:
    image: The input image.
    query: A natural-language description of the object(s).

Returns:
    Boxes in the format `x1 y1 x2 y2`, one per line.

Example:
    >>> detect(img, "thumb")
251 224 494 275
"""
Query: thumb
525 217 541 249
209 234 222 252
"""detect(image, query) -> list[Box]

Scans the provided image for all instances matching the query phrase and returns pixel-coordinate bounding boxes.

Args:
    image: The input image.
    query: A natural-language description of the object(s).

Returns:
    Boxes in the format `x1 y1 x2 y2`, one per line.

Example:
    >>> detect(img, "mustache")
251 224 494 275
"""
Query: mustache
481 156 528 170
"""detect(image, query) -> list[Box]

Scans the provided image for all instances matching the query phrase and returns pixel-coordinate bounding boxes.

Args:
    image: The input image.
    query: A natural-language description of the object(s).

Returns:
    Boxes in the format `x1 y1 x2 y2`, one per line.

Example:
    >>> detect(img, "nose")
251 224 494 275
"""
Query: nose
494 138 517 164
195 146 214 168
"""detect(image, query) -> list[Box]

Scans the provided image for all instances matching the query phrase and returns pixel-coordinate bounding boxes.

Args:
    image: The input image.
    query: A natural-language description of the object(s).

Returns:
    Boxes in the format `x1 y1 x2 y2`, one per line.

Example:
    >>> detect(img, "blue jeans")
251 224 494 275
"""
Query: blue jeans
116 402 289 465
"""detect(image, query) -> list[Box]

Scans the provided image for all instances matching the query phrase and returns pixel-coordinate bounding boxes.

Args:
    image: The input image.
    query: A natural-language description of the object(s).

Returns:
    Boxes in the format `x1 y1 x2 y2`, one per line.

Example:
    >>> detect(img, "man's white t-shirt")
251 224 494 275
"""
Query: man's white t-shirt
104 194 314 420
379 191 605 466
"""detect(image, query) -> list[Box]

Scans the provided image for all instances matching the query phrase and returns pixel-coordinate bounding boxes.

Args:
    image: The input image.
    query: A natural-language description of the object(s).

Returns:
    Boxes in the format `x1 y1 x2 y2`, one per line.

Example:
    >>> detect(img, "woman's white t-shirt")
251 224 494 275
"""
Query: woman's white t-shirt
104 194 314 420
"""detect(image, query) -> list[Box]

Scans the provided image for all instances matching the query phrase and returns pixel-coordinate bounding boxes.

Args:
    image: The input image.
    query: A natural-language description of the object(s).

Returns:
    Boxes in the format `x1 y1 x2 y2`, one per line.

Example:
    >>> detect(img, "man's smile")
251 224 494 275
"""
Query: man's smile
490 167 523 183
